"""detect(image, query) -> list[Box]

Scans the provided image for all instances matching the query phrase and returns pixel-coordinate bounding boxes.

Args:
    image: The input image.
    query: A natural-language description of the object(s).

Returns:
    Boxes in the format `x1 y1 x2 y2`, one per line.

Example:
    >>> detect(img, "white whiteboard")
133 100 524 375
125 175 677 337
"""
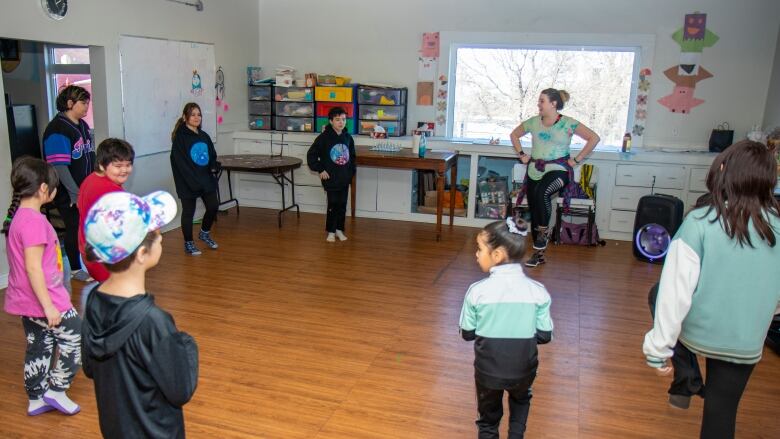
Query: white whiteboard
119 36 216 157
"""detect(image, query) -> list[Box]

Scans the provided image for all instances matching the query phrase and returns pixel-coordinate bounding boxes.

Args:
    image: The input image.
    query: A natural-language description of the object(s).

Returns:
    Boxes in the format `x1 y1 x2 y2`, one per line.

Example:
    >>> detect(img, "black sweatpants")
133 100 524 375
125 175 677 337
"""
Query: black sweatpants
648 283 757 439
526 170 568 239
475 373 536 439
325 188 348 233
180 191 219 242
52 199 81 271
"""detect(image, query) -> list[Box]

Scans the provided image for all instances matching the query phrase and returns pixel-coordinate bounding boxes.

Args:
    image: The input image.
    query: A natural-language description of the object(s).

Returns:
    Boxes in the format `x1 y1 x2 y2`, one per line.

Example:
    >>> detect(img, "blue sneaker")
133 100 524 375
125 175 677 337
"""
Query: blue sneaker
198 230 219 249
184 241 202 256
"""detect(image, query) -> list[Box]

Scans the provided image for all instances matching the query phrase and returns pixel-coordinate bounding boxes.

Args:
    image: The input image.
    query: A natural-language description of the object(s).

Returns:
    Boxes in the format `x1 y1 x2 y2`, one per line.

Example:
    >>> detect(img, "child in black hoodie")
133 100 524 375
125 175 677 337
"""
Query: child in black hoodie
170 102 220 255
82 191 198 439
307 106 356 242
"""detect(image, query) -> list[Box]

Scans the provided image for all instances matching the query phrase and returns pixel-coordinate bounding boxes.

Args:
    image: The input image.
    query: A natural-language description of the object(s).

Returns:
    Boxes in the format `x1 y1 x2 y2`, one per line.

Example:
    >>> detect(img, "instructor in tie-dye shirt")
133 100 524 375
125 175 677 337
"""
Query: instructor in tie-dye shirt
509 88 600 267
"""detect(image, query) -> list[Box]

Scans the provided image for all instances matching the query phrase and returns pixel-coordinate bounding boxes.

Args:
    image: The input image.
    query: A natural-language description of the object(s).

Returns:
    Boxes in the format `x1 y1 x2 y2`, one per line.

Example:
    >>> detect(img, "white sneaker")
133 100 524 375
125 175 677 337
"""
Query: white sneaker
326 233 336 242
335 230 348 241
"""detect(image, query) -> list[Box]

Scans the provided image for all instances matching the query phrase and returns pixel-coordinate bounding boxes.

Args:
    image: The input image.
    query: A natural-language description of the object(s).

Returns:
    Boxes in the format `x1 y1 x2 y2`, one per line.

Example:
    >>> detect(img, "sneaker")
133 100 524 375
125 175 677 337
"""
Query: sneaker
198 230 219 249
42 390 80 415
335 230 348 241
533 229 549 251
525 251 546 267
184 241 202 256
71 269 93 282
27 398 55 416
668 394 691 410
326 233 336 242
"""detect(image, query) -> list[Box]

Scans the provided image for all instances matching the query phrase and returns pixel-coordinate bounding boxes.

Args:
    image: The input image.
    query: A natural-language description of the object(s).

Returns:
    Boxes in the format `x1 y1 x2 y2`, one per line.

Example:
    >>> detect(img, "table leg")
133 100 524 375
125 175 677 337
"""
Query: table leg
350 174 357 219
449 163 457 226
219 169 240 215
436 171 444 241
278 172 285 228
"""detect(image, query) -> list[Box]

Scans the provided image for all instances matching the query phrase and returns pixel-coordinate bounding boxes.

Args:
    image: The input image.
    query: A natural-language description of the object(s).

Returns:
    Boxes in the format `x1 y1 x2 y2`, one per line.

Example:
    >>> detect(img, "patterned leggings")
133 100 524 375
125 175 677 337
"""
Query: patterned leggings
21 308 82 398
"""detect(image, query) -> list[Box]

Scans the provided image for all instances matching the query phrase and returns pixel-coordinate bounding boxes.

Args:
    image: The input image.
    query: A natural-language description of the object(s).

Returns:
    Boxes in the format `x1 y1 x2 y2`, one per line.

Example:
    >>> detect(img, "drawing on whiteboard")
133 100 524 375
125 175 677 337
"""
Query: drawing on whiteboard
191 69 203 96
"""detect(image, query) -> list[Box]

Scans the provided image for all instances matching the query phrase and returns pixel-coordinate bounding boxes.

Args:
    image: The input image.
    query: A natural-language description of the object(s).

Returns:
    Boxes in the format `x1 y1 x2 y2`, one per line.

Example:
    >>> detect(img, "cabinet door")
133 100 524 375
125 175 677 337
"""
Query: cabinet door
689 167 709 193
355 167 378 212
609 210 636 233
377 169 412 213
611 186 683 210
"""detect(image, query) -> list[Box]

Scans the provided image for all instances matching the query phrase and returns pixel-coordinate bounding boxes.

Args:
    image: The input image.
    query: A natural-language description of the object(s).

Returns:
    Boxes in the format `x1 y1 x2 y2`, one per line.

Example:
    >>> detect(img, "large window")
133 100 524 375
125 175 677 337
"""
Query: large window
451 45 638 149
45 46 93 127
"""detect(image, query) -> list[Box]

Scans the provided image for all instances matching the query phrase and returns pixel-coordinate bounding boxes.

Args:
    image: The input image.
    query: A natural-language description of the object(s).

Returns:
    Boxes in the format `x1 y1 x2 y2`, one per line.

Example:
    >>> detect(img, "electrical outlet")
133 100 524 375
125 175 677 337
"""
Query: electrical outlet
671 128 679 137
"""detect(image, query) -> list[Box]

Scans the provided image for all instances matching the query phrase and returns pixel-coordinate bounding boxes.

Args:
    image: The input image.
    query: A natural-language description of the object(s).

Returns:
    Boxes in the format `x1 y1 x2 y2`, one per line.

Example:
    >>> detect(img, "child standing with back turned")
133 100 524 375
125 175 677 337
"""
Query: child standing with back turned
459 215 553 438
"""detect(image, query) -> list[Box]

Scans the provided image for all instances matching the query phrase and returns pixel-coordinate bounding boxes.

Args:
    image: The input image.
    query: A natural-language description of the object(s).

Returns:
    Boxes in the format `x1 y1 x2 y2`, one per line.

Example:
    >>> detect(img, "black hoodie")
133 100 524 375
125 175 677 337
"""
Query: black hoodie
170 124 218 199
306 124 356 191
82 288 198 439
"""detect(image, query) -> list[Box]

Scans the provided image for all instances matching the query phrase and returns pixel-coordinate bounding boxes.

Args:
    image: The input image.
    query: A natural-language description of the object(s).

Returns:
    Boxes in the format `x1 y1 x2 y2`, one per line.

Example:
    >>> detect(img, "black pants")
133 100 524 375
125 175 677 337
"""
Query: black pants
21 308 82 398
648 284 756 439
325 188 348 233
475 373 536 439
52 199 81 271
180 191 219 242
526 171 569 240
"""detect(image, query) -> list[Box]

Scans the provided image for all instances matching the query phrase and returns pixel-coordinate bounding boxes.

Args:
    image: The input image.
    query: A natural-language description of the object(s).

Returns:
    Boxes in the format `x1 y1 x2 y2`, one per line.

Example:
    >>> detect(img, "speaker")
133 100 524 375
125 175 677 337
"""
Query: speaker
633 194 684 263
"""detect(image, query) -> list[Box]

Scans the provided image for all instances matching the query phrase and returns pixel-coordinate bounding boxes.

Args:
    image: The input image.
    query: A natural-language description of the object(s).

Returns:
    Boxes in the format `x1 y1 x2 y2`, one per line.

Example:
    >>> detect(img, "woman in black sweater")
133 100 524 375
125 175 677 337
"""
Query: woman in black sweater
170 103 219 255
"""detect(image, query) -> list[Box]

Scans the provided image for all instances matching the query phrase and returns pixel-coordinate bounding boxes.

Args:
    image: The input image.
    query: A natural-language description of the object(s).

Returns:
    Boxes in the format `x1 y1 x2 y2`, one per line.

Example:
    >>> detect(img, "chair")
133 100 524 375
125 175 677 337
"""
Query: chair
553 165 598 245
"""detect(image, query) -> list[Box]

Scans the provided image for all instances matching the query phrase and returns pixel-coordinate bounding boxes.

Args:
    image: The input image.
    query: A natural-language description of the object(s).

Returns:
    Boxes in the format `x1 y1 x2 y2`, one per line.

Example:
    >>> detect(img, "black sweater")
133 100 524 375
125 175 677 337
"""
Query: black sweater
306 125 356 191
170 124 218 199
82 288 198 439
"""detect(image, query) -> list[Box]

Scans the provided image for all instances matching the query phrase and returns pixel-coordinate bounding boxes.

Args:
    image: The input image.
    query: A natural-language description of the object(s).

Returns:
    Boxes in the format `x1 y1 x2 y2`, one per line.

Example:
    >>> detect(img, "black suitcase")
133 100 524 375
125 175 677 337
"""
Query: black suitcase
633 194 684 263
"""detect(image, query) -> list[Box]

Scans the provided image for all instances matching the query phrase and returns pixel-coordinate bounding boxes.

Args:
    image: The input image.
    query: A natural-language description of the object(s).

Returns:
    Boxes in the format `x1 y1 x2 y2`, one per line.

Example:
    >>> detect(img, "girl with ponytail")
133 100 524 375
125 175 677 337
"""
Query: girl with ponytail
3 157 83 416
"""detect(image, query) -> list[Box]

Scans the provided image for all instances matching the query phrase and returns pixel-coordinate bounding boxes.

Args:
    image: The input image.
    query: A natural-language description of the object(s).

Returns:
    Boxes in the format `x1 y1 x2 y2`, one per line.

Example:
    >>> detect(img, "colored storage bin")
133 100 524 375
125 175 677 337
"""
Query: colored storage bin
315 86 355 102
274 102 314 117
274 86 313 102
316 117 356 134
249 116 271 130
357 86 407 105
275 116 314 132
315 102 356 118
358 105 406 121
249 101 272 115
249 85 272 101
358 120 405 137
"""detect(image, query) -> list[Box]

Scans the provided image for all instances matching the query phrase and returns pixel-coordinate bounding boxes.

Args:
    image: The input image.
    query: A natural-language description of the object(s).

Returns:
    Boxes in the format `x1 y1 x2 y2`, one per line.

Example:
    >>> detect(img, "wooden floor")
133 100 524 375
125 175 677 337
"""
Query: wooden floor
1 208 779 438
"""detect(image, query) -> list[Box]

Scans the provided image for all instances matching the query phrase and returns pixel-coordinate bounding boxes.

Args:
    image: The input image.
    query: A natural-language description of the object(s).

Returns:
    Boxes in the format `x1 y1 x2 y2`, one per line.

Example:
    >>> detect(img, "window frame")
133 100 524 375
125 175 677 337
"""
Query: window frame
441 32 655 150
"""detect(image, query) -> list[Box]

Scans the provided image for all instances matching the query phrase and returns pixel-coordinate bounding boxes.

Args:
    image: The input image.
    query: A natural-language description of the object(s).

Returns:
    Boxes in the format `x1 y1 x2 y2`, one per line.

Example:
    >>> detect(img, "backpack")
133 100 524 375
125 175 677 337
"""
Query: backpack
559 220 606 246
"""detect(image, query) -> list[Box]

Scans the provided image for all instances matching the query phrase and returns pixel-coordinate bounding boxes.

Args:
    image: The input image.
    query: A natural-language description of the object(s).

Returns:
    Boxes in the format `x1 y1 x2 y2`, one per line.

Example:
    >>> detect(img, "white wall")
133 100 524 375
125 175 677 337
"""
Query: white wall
257 0 780 149
0 0 260 283
764 28 780 130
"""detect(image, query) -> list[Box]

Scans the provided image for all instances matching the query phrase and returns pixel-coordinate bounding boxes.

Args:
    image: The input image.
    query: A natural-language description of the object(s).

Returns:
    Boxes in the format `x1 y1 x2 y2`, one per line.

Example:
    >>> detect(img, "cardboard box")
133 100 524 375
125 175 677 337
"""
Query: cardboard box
275 75 294 87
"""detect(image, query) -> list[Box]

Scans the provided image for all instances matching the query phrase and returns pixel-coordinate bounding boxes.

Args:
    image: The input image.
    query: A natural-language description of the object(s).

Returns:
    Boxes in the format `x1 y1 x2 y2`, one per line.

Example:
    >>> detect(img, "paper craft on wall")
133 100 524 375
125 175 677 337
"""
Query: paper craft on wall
663 65 712 88
191 70 203 96
678 52 701 76
673 13 719 53
434 74 448 136
417 81 434 106
633 68 651 136
418 57 437 81
658 85 704 114
420 32 440 58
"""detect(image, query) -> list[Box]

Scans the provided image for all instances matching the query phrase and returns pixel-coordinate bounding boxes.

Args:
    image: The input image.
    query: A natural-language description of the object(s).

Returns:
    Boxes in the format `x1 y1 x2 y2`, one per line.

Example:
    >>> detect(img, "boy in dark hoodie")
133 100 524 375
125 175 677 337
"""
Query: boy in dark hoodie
307 106 357 242
82 191 198 439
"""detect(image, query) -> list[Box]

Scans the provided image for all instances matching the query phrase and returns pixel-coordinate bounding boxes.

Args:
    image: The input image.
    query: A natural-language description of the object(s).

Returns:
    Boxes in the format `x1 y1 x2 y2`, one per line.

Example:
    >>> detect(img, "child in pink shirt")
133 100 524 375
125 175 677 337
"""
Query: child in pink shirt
2 157 82 416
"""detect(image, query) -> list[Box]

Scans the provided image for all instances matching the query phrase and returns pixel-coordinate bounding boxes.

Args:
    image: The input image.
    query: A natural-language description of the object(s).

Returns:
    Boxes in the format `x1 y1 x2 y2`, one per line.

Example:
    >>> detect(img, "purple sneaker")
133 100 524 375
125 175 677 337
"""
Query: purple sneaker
43 392 81 415
27 399 55 416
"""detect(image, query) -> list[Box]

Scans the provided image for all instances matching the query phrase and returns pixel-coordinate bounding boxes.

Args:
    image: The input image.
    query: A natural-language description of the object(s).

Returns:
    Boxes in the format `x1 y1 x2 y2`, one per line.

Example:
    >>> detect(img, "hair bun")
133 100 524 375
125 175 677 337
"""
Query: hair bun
511 214 529 235
558 90 570 103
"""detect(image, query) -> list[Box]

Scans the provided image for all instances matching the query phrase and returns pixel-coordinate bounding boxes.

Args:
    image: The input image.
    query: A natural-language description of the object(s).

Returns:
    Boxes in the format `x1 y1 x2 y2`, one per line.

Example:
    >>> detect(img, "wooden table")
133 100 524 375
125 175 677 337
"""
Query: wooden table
217 154 302 227
350 146 458 241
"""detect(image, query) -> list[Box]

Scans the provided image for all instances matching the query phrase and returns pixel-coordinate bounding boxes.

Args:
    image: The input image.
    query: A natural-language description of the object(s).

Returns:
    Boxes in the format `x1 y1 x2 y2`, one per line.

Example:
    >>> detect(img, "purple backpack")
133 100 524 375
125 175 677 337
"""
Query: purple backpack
559 221 605 246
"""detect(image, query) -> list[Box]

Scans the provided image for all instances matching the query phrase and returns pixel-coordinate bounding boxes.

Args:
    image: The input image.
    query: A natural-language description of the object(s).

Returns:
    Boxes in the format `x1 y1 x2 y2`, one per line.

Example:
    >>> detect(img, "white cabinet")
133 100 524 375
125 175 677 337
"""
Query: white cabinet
615 164 685 189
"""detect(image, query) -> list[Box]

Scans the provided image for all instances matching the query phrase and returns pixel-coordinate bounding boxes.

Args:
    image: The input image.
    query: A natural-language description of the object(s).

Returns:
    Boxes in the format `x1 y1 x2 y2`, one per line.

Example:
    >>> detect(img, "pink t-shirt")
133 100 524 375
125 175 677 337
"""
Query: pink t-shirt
4 208 73 317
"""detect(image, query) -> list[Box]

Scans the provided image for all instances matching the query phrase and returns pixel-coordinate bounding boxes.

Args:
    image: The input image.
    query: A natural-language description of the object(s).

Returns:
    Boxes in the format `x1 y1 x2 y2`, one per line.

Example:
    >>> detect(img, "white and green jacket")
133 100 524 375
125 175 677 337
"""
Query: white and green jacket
459 264 553 382
644 207 780 366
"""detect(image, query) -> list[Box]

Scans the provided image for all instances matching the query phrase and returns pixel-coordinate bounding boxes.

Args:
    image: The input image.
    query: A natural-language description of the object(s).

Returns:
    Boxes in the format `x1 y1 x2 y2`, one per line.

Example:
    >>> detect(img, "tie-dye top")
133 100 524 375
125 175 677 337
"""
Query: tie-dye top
521 115 580 180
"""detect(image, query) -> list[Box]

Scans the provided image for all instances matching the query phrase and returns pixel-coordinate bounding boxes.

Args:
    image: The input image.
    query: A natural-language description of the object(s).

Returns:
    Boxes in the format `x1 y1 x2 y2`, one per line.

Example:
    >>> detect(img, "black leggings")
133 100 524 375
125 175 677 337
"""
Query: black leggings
52 199 81 271
180 191 219 242
325 189 349 233
526 171 569 235
648 284 757 439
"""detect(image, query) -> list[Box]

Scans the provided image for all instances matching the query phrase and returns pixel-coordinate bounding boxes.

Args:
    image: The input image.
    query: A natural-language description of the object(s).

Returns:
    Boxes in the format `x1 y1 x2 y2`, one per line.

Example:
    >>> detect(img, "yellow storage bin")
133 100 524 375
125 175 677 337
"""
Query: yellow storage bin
315 86 354 103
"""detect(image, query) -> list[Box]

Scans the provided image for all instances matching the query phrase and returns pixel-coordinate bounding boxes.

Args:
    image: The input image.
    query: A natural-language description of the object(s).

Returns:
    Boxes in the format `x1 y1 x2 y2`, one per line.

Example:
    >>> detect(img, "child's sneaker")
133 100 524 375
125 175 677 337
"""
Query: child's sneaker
27 398 55 416
71 269 93 282
326 233 336 242
184 241 202 256
335 230 348 241
198 230 219 249
42 390 80 415
525 251 546 267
